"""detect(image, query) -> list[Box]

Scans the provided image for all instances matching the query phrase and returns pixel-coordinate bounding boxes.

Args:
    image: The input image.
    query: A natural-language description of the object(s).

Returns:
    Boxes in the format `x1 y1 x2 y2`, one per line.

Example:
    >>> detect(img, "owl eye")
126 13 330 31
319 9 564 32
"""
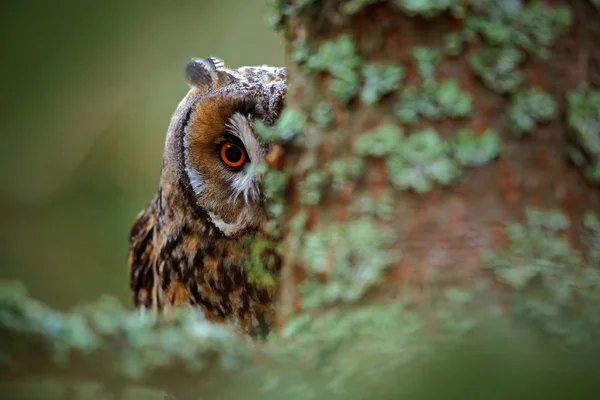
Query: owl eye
220 141 247 169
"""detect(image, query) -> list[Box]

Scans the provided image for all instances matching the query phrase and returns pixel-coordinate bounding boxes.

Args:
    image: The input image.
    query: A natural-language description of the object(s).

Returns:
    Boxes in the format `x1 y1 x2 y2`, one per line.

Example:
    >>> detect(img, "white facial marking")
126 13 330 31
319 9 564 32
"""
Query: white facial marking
226 113 265 205
207 210 244 237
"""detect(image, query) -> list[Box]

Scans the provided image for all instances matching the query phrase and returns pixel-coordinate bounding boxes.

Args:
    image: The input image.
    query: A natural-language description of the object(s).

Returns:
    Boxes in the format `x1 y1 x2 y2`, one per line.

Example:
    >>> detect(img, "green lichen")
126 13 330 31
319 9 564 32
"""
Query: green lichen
443 29 476 56
386 129 461 193
361 63 405 105
299 170 327 205
411 47 441 85
442 1 572 97
300 218 394 309
395 79 473 124
353 123 403 156
274 298 429 392
468 46 525 93
484 209 600 343
341 0 381 15
395 86 434 124
582 211 600 263
466 1 572 60
507 88 556 136
566 84 600 182
307 35 361 103
328 156 365 190
396 0 465 18
350 190 395 221
451 129 502 167
246 238 279 287
311 101 334 128
255 108 307 142
262 169 288 223
292 38 310 63
276 108 307 141
435 79 474 117
273 0 315 17
435 287 478 336
268 0 317 30
286 210 309 253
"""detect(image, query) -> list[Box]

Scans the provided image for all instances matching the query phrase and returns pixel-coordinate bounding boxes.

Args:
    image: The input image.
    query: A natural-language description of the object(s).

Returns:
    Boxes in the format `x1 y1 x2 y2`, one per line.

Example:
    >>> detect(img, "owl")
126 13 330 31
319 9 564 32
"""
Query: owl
128 57 286 337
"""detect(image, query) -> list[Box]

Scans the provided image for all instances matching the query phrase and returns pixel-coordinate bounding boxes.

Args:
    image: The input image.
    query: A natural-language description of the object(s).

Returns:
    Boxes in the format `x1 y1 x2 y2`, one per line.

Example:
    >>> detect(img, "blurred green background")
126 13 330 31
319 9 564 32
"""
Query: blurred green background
0 0 284 309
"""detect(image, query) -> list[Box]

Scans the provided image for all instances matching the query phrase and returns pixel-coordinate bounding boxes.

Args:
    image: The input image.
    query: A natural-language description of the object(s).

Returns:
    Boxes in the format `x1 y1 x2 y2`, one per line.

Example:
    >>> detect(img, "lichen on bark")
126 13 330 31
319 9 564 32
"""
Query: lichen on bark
270 0 600 347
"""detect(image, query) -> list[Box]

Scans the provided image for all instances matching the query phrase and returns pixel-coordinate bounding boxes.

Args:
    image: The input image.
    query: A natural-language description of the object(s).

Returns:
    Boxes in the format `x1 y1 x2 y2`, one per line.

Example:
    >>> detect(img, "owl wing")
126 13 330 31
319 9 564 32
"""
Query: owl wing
128 195 158 310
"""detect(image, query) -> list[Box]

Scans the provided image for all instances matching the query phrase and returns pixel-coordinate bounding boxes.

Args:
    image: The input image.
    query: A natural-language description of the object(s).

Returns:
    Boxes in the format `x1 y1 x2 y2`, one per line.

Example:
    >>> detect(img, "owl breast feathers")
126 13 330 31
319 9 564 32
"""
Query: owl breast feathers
128 57 286 337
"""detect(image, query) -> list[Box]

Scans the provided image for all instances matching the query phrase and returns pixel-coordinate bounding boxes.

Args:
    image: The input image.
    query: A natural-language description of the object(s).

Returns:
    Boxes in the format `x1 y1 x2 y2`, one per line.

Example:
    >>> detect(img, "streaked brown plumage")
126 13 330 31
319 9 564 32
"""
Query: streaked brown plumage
128 57 286 337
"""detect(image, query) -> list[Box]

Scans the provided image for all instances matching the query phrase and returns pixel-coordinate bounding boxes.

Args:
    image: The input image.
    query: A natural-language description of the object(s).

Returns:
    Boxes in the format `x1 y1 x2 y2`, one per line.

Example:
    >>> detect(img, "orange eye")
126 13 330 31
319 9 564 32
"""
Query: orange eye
220 141 247 169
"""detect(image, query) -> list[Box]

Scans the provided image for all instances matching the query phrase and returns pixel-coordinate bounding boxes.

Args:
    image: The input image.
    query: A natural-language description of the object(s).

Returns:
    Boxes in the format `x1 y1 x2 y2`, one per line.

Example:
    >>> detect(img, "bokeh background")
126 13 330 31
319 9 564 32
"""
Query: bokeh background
0 0 284 309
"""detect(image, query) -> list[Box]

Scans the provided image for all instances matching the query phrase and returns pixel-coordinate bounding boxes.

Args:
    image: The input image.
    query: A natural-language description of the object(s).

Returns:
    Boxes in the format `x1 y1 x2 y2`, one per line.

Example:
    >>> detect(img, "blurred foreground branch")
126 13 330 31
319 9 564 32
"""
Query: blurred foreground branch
2 280 600 400
0 281 258 398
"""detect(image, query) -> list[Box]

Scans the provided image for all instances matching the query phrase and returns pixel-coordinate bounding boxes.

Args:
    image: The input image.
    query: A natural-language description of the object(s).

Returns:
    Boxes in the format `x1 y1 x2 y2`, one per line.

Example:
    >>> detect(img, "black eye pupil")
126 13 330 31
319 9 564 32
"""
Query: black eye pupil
225 145 242 162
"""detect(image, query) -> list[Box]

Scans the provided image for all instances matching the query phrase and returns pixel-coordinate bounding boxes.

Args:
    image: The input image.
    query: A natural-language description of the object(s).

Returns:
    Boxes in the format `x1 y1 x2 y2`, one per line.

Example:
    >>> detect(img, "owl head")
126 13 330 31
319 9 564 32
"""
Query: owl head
160 57 286 238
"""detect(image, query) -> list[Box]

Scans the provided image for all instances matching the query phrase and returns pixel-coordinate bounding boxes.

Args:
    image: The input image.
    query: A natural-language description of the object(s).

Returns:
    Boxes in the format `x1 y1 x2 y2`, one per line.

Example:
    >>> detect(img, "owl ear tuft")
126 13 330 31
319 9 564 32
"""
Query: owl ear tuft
185 58 218 88
185 57 232 91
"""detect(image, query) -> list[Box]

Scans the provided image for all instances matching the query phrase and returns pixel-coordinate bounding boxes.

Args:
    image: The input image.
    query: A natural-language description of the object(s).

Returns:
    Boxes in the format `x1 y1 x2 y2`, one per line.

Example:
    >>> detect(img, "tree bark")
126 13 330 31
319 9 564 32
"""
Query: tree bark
273 0 600 330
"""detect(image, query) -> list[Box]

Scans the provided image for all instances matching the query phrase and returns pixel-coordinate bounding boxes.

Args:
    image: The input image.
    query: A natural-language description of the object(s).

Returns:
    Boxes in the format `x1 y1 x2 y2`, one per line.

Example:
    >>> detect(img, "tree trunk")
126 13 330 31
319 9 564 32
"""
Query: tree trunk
271 0 600 338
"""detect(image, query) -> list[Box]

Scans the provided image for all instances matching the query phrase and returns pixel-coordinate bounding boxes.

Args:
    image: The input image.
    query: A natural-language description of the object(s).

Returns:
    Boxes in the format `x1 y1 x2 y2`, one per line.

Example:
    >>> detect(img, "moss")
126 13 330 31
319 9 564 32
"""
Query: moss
307 35 361 103
311 101 334 128
386 129 461 193
507 88 556 136
484 209 600 343
299 218 394 309
566 84 600 183
451 129 502 167
395 79 473 124
468 46 525 94
353 123 403 156
360 63 405 105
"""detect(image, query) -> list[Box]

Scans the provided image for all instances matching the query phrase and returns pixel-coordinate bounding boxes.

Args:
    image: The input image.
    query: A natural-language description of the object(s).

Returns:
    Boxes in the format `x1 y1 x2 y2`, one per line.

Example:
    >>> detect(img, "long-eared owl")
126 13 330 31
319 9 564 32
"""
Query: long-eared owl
128 57 286 337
